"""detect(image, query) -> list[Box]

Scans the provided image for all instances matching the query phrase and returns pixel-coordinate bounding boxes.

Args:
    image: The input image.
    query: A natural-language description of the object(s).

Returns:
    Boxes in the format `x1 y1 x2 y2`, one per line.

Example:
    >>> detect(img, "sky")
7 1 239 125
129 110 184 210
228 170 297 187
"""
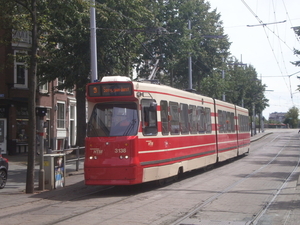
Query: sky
207 0 300 119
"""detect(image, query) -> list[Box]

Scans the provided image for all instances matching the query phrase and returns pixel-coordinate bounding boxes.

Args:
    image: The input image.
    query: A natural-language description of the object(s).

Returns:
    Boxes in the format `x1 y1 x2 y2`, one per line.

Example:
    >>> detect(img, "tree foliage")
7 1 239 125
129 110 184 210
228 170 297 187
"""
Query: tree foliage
292 26 300 67
283 106 299 128
0 0 39 194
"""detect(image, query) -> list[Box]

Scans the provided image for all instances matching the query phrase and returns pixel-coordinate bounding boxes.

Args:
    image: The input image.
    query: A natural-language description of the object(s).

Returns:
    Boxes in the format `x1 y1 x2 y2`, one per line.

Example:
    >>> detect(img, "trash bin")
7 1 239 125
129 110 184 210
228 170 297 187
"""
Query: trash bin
44 153 66 190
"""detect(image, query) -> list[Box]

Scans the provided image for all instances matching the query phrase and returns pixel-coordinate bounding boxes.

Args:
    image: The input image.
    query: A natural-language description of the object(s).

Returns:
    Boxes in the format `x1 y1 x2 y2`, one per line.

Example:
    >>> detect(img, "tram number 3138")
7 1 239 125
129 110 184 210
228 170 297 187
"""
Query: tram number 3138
115 148 127 153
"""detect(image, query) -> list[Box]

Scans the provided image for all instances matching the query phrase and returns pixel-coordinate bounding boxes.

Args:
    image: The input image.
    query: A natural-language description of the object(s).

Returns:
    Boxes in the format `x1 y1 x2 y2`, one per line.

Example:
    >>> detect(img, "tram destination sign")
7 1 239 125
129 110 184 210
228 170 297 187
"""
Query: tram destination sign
88 83 133 97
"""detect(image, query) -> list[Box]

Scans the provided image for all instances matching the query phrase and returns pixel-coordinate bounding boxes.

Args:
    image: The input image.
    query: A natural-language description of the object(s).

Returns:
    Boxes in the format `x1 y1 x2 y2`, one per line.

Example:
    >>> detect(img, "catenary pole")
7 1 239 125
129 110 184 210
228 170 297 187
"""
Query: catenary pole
90 0 98 82
188 20 192 90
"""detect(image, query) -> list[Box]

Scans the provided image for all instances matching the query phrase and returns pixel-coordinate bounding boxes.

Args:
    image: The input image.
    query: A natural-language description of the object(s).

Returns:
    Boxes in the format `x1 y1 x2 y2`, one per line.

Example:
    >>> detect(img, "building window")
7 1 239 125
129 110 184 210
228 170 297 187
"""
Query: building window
14 50 28 88
39 76 49 93
69 103 76 146
57 102 65 128
57 78 64 91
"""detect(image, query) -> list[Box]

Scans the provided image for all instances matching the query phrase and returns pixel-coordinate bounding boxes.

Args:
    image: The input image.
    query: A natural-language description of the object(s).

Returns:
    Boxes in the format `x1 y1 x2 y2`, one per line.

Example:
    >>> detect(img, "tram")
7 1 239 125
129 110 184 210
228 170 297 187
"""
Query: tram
84 76 250 185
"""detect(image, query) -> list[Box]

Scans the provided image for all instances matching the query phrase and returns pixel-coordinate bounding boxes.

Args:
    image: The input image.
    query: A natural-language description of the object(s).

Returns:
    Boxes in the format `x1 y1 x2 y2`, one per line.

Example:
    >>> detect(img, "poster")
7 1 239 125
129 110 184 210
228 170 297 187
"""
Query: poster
54 156 65 188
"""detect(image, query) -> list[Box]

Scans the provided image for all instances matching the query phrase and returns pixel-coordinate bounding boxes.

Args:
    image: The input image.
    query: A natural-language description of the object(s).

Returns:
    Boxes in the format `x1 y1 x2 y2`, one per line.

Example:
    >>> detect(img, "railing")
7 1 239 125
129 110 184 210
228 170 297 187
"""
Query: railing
49 146 85 171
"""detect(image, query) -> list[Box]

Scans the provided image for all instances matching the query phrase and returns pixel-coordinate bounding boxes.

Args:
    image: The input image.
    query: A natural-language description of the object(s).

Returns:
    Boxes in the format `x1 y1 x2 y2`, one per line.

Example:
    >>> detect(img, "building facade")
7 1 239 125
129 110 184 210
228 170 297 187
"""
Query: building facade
268 112 286 123
0 30 77 155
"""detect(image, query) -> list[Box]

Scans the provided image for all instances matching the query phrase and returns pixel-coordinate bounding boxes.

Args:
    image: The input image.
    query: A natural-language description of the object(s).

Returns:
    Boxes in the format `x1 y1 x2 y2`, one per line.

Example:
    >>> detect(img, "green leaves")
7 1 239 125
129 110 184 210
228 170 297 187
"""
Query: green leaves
283 106 299 128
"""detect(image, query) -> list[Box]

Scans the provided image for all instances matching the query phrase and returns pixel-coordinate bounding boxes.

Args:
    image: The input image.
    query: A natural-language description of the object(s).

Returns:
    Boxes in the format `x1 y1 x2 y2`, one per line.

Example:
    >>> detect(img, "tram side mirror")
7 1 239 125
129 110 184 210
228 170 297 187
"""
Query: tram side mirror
149 100 157 112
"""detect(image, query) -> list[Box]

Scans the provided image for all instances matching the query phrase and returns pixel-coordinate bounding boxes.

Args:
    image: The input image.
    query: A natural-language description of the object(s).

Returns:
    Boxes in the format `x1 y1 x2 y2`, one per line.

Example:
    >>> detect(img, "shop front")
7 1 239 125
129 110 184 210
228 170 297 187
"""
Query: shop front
15 105 29 154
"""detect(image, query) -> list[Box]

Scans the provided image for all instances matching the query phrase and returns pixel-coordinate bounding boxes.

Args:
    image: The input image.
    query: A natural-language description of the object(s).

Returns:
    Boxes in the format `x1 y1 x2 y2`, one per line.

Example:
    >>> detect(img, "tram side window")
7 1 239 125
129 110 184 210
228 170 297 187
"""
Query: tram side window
240 114 244 132
218 110 235 133
231 112 235 132
226 112 232 132
239 114 242 132
160 100 169 135
180 103 189 134
205 107 212 133
246 116 249 131
218 110 224 133
141 99 158 136
223 111 227 132
189 105 197 134
238 114 249 132
197 106 205 133
170 101 180 135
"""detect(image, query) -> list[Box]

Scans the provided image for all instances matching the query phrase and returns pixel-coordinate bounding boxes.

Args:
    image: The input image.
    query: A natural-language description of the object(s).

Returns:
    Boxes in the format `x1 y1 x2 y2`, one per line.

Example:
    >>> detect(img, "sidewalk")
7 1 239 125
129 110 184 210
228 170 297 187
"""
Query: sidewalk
250 130 272 142
3 152 84 195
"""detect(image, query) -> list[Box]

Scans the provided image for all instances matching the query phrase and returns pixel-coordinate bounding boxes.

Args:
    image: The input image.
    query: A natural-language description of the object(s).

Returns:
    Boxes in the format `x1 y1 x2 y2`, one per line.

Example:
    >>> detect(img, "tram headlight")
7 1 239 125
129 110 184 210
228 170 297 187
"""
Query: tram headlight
89 156 98 160
119 155 129 159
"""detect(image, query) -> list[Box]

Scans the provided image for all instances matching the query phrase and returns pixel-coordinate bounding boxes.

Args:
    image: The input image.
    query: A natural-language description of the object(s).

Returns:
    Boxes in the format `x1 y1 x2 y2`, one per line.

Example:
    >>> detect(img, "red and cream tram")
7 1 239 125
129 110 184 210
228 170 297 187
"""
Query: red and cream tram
84 76 250 185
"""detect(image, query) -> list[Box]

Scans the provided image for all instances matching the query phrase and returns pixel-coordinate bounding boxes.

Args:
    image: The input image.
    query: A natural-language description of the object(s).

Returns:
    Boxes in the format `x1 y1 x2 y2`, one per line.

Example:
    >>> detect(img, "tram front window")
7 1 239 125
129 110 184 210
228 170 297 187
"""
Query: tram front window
87 103 138 137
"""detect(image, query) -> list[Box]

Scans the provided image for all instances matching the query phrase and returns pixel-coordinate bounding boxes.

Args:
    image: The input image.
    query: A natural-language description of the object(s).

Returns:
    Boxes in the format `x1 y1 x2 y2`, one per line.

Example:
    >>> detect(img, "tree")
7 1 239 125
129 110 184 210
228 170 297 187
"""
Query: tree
292 26 300 67
225 62 269 115
0 0 39 193
284 106 299 128
131 0 230 90
38 0 91 147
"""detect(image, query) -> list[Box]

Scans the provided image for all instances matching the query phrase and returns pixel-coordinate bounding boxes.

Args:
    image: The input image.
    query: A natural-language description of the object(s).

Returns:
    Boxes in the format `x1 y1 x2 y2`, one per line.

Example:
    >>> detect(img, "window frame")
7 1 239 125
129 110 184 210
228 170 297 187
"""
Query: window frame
57 102 66 129
14 50 28 89
141 99 158 136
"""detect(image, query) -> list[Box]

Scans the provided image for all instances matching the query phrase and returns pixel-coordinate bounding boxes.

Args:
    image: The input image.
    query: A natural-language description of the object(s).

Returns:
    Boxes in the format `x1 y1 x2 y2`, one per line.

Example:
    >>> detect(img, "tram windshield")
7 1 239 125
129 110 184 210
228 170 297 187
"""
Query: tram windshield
87 102 138 137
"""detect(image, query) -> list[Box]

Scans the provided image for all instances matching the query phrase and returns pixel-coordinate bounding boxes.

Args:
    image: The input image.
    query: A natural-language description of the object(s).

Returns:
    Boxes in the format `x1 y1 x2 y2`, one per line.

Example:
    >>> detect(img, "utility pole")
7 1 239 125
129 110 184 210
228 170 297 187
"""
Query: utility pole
90 0 98 83
188 20 192 90
222 56 225 101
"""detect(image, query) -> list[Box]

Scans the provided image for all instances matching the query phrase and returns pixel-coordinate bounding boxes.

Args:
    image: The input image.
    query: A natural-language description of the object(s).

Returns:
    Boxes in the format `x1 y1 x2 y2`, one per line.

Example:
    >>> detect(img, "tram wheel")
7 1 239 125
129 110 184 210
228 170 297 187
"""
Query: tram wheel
173 167 183 182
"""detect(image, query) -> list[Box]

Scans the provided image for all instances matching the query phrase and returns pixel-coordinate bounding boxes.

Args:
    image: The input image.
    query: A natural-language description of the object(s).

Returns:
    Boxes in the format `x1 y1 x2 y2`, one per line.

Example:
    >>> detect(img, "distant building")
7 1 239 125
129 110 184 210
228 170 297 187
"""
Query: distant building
268 112 286 123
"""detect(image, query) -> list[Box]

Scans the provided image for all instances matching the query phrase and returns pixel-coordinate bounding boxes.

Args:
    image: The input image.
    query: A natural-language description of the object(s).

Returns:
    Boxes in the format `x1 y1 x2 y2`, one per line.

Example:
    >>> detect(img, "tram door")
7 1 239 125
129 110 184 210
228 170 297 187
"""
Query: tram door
0 119 7 154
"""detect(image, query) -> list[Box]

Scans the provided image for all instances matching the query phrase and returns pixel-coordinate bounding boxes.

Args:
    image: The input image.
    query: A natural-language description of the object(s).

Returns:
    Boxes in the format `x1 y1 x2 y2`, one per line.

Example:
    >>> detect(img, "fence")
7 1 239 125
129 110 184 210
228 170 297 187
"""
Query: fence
49 146 85 171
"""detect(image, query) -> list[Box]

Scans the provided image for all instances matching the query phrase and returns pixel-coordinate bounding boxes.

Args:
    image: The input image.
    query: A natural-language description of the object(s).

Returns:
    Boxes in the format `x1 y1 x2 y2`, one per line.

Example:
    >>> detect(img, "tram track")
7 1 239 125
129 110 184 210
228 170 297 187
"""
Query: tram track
170 133 300 225
2 184 154 225
0 186 115 221
49 132 299 225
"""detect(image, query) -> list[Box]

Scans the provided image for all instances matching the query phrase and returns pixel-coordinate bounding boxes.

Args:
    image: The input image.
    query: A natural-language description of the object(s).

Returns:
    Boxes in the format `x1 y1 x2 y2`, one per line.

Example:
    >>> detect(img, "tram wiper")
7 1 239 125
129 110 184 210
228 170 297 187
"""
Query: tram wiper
123 119 137 136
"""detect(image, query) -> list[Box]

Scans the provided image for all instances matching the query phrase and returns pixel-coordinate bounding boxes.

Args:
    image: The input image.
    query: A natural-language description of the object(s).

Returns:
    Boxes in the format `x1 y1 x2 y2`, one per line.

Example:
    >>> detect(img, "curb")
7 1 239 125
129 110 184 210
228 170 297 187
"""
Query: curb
251 132 273 142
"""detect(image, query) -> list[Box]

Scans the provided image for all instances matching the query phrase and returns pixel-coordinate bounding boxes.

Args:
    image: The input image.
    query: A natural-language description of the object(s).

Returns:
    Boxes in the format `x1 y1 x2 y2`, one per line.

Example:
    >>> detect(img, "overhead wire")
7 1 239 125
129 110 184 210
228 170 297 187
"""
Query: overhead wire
281 0 300 44
271 0 292 101
240 0 298 105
